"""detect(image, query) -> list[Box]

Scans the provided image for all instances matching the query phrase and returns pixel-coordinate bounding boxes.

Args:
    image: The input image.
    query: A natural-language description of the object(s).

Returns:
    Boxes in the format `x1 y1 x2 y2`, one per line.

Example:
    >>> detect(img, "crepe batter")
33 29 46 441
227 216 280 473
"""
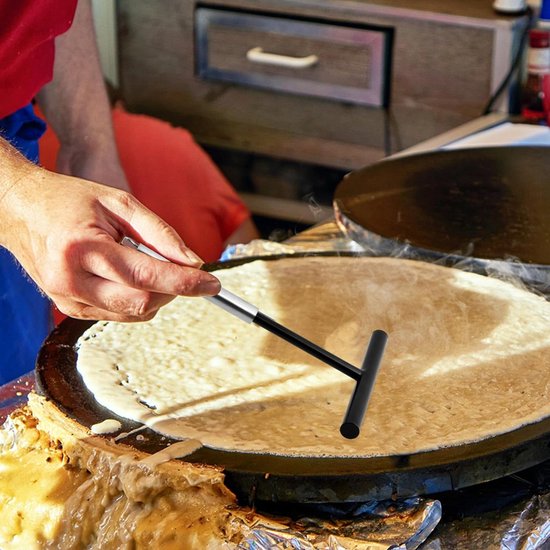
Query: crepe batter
76 257 550 457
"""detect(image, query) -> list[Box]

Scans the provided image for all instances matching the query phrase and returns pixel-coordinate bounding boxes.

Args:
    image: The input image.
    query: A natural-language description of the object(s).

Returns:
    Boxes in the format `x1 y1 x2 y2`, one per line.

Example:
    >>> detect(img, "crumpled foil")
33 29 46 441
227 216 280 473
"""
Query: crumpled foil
420 492 550 550
237 498 442 550
501 493 550 550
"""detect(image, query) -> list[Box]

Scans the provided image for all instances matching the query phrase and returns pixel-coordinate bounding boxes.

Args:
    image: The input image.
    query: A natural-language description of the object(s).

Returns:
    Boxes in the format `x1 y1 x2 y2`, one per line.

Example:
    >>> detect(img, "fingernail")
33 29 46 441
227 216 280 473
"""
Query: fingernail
183 249 203 267
199 278 221 295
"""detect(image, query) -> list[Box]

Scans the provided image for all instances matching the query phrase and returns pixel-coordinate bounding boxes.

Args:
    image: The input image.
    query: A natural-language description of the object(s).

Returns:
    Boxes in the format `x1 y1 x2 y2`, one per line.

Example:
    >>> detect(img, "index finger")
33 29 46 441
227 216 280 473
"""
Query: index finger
78 238 221 297
103 193 204 267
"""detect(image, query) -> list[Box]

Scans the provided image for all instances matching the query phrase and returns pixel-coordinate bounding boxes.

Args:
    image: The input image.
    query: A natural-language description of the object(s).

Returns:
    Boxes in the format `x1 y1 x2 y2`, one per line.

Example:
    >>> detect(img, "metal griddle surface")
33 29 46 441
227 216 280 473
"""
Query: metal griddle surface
36 255 550 504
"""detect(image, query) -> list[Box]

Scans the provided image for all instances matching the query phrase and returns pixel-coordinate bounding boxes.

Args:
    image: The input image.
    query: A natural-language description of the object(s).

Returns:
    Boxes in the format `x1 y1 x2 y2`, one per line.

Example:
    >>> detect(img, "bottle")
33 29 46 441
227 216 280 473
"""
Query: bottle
521 29 550 123
540 0 550 27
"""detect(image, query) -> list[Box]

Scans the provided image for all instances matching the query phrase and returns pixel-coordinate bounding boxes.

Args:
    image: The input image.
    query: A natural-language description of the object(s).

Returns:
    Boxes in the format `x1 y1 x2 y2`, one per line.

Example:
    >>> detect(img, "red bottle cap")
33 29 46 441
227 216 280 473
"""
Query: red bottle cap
529 29 550 48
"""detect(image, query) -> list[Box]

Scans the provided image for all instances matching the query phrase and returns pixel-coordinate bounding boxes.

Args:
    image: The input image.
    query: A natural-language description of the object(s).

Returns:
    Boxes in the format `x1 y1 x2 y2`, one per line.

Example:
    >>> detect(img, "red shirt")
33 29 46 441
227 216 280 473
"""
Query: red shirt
110 106 251 262
0 0 77 119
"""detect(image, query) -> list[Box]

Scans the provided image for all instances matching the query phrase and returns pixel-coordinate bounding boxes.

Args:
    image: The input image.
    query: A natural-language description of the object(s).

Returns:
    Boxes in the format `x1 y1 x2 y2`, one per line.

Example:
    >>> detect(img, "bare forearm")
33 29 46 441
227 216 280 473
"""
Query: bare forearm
36 0 128 190
37 0 112 149
0 137 41 251
224 218 260 248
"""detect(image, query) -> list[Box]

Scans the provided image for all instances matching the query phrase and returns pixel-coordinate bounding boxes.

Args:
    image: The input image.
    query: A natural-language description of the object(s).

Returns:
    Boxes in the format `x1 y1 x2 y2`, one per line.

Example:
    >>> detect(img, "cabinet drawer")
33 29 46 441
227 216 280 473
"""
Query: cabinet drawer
195 7 392 107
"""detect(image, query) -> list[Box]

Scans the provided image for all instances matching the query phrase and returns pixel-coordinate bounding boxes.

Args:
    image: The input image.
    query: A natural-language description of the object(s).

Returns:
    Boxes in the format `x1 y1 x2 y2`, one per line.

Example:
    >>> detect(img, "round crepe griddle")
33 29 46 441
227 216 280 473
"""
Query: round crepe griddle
35 255 550 504
334 146 550 294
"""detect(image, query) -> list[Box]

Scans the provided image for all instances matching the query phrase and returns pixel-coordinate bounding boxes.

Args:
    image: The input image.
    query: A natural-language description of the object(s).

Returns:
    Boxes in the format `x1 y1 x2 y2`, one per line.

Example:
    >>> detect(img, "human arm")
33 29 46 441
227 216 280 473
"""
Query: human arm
0 138 220 322
36 0 129 192
224 218 260 248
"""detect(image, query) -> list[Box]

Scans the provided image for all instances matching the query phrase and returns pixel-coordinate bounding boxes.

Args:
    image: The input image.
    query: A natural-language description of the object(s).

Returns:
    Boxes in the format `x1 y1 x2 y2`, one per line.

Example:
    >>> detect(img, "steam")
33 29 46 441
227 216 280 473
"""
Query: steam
334 203 550 298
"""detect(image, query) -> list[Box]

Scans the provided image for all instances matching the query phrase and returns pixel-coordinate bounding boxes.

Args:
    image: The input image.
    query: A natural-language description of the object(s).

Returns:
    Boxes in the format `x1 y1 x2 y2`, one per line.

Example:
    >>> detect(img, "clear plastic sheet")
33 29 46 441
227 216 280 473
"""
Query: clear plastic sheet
333 208 550 298
0 373 33 425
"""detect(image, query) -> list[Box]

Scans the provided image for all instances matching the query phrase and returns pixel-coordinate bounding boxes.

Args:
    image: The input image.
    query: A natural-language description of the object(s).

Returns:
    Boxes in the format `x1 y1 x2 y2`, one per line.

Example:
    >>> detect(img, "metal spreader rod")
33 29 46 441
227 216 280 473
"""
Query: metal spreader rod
253 312 362 380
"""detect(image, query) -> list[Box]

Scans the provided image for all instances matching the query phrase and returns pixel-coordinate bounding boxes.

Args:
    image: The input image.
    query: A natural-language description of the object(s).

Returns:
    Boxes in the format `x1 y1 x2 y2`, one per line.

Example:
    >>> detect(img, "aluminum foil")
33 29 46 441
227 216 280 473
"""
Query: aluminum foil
420 492 550 550
237 498 442 550
502 494 550 550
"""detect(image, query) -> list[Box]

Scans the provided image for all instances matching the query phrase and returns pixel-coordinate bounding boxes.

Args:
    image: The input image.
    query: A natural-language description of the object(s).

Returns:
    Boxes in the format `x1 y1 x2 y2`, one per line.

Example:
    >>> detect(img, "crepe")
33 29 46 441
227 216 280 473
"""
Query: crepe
76 256 550 457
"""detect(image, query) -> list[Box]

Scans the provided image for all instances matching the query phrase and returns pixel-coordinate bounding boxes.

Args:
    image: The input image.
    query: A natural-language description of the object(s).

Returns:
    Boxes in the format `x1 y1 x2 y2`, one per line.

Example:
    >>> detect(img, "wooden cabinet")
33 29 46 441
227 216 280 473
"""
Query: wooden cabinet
196 8 392 107
117 0 528 222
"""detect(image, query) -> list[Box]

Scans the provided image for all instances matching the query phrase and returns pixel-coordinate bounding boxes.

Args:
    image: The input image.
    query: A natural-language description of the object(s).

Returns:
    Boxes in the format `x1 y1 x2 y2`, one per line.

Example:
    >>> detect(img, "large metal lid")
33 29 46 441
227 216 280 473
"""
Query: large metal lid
334 146 550 267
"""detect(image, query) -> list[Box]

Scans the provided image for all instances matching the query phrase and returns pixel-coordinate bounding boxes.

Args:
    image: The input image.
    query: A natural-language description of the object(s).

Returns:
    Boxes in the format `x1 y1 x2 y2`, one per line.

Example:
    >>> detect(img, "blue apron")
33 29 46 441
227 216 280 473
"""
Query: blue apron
0 104 52 384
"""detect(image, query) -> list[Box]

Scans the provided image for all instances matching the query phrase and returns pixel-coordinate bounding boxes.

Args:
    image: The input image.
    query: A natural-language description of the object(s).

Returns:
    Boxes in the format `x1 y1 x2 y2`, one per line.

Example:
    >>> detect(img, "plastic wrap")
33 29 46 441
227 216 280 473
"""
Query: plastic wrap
334 203 550 298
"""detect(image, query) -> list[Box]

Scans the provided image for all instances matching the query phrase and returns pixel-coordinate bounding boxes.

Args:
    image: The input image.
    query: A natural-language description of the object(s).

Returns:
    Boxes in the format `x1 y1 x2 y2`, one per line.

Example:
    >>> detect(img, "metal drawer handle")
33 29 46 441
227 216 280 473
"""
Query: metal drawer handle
246 46 318 69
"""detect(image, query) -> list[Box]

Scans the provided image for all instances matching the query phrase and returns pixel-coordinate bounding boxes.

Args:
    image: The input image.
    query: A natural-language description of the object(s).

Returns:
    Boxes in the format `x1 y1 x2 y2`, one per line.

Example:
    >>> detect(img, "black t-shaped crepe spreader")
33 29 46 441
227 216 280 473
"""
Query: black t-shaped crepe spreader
122 237 388 439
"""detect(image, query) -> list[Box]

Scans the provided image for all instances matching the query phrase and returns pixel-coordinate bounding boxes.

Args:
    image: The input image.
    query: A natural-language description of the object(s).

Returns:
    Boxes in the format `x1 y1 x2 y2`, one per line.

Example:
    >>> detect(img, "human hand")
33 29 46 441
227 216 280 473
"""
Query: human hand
0 164 221 322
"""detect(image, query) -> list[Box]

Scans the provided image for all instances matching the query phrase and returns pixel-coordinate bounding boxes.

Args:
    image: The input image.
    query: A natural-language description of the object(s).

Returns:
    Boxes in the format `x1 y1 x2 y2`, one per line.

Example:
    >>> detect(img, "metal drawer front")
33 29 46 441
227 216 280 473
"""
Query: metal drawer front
195 7 392 107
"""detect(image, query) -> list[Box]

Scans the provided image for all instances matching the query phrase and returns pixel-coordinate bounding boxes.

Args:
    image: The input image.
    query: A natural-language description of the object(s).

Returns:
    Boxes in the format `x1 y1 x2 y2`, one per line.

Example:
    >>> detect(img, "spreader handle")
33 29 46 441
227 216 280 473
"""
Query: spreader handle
340 329 388 439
